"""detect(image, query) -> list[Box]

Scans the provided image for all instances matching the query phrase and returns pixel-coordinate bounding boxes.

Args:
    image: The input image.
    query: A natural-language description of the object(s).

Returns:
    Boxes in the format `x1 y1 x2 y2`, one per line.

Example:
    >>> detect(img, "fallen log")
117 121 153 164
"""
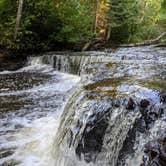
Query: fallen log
82 32 166 50
82 38 105 51
119 32 166 47
82 41 92 51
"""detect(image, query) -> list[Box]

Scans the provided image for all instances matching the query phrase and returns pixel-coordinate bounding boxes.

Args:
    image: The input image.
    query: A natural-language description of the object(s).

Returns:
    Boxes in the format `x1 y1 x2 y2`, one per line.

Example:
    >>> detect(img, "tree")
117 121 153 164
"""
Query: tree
107 0 139 43
14 0 24 40
91 0 110 39
0 0 165 51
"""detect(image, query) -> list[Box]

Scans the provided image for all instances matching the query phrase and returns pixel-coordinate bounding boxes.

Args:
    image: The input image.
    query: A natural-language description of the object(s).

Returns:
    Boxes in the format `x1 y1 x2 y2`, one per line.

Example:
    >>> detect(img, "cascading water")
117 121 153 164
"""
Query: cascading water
41 52 111 75
0 56 80 166
52 46 166 166
0 46 165 166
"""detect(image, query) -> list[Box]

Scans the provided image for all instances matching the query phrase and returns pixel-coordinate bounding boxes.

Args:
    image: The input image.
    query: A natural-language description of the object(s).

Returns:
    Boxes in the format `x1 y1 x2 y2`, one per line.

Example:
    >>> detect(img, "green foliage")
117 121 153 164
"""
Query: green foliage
53 0 93 43
108 0 139 43
0 0 16 48
159 0 166 30
0 0 93 51
132 0 165 42
108 0 165 43
0 0 165 51
16 0 63 51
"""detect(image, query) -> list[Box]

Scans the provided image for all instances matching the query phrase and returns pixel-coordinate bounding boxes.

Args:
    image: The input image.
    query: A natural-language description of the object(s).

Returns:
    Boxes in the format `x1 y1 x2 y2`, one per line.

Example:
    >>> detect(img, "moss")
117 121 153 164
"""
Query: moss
140 79 166 90
84 77 129 91
105 62 117 68
84 77 131 101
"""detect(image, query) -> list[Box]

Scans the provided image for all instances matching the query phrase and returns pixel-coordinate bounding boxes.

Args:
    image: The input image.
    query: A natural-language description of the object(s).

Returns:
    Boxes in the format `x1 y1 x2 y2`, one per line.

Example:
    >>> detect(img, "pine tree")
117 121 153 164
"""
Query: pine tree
107 0 139 42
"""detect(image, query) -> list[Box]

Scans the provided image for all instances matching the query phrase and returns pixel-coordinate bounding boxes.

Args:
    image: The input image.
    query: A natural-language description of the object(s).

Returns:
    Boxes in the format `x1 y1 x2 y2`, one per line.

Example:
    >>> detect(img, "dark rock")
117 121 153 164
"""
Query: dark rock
141 134 166 166
0 148 16 159
75 108 110 163
140 99 150 108
125 97 136 110
15 124 24 129
0 56 27 71
113 99 121 107
0 49 10 58
139 101 166 130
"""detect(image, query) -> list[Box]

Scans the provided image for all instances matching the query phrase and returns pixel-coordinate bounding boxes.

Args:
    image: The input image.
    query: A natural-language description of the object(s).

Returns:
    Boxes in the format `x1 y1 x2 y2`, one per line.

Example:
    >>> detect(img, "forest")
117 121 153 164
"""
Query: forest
0 0 166 53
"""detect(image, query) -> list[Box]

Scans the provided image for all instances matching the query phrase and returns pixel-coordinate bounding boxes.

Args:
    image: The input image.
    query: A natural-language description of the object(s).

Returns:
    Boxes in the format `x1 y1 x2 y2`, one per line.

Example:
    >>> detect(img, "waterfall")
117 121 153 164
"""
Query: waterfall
0 47 165 166
0 55 81 166
41 53 111 75
47 47 165 166
54 85 165 166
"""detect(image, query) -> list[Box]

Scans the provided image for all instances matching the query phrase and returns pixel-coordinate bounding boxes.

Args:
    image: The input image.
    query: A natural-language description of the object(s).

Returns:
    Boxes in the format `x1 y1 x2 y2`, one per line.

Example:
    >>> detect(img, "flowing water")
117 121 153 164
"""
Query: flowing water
0 46 166 166
0 58 80 166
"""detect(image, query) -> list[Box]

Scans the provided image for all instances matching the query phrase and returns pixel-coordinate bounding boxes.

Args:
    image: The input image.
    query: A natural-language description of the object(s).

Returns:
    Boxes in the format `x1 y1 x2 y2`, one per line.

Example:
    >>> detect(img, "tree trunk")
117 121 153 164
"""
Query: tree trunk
104 2 111 41
92 0 99 34
14 0 24 40
105 24 111 42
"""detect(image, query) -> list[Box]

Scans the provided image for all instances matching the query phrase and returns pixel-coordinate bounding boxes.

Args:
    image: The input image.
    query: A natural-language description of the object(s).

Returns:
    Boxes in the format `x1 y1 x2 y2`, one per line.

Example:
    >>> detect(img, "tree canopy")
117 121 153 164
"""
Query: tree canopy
0 0 165 52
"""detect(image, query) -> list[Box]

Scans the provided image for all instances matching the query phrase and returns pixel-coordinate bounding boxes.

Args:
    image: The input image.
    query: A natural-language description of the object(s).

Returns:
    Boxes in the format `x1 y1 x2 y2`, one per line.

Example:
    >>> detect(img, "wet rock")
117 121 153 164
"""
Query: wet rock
140 99 150 108
15 124 24 129
0 148 16 159
138 99 166 130
117 98 165 165
0 50 10 58
53 47 166 166
113 99 121 108
144 104 166 130
141 134 166 166
75 108 110 163
125 97 136 110
0 72 50 92
1 159 20 166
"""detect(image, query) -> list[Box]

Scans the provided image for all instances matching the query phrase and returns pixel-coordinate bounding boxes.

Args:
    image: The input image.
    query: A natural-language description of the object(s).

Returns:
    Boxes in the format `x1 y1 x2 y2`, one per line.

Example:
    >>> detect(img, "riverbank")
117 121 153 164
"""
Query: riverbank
1 40 166 59
0 53 27 71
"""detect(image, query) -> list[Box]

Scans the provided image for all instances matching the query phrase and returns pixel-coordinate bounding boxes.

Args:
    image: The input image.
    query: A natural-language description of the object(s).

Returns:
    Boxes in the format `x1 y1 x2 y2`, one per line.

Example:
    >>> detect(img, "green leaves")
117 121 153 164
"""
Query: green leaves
0 0 94 51
0 0 165 51
108 0 165 43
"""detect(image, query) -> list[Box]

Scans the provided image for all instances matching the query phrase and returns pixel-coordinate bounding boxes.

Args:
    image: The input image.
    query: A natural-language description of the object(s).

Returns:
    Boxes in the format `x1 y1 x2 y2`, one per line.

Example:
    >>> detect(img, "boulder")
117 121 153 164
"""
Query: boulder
141 134 166 166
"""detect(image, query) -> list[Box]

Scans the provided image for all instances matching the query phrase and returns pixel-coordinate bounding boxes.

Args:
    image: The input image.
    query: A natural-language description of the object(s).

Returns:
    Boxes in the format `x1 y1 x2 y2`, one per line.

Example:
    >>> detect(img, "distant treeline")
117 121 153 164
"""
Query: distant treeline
0 0 165 52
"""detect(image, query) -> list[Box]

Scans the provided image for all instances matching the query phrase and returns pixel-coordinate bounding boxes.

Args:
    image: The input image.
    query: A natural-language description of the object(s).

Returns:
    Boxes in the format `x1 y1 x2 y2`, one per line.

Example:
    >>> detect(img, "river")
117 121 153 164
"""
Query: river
0 46 165 166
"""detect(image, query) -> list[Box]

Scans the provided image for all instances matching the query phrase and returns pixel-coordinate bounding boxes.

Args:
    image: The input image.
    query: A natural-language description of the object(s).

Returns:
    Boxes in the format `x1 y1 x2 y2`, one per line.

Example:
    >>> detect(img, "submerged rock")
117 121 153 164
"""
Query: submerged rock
141 134 166 166
140 99 150 108
75 109 109 163
125 97 136 110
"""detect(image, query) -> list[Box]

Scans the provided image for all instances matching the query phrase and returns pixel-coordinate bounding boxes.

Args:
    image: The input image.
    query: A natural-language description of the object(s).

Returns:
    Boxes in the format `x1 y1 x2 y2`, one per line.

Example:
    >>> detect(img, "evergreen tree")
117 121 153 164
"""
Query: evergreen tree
107 0 139 43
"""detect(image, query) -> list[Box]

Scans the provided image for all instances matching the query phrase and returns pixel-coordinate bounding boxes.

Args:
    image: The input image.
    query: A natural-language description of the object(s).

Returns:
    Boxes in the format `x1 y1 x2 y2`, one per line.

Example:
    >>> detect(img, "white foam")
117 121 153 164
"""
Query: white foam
0 57 80 166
